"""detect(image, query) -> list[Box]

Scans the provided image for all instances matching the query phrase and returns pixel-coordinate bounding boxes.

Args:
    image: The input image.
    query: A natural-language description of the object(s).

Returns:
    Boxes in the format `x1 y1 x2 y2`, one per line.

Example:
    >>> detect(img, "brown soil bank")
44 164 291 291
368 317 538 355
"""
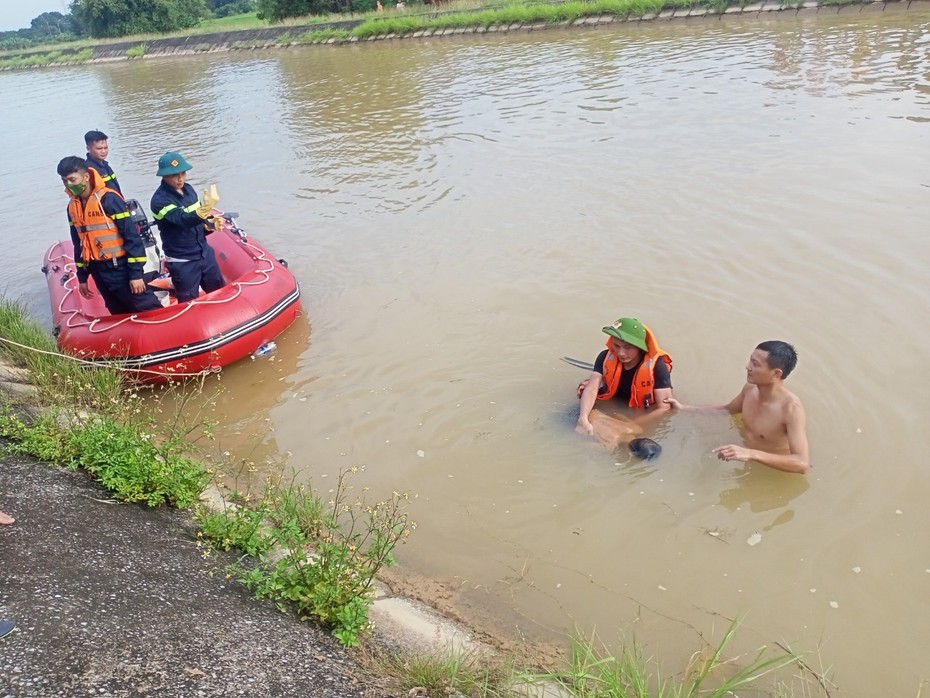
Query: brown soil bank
2 0 928 70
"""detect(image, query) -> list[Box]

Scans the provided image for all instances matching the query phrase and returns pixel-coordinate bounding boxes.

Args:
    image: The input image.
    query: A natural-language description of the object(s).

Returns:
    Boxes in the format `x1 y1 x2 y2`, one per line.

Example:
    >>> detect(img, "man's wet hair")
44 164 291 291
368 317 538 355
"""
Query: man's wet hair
756 340 798 379
57 156 89 178
84 130 108 145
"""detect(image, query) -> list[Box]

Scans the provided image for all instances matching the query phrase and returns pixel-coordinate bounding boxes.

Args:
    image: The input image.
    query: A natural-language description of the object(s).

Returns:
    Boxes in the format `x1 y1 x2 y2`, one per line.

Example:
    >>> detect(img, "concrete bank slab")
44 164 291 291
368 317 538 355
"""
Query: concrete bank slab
368 597 486 656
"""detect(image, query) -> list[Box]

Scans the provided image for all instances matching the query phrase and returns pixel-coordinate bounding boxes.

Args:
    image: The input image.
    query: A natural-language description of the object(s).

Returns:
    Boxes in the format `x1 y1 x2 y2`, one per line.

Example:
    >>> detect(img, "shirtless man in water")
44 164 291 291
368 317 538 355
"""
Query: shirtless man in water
665 340 810 474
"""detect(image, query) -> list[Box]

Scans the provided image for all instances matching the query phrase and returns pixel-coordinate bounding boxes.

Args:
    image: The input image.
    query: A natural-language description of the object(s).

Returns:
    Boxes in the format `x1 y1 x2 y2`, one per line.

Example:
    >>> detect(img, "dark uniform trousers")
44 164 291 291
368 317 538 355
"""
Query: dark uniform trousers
89 261 162 315
167 245 225 303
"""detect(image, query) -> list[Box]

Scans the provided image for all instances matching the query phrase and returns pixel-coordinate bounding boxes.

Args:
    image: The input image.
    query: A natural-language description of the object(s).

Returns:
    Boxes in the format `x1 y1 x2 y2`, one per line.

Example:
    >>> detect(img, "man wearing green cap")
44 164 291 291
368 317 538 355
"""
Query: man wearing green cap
576 317 674 446
150 152 225 303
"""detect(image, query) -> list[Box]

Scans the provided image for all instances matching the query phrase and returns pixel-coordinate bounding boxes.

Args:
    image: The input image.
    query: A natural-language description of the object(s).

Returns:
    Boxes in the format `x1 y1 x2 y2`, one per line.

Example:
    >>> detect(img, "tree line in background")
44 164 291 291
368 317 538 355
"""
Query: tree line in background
255 0 379 22
0 0 256 47
0 0 396 49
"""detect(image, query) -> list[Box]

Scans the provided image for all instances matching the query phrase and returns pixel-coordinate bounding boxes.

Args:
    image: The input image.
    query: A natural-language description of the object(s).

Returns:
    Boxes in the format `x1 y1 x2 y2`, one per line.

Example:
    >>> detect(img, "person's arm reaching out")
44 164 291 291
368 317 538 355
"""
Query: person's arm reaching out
665 384 747 413
576 371 603 435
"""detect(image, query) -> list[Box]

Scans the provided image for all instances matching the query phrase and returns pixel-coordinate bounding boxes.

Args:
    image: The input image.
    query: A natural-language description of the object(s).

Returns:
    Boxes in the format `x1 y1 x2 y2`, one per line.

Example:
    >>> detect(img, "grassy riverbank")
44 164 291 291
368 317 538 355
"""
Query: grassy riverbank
0 0 909 69
0 297 411 646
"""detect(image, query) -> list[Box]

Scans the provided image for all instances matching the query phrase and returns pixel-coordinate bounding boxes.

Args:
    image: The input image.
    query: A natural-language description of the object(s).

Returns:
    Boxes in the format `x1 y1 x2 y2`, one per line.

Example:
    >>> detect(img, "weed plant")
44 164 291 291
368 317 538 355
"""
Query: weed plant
197 467 415 647
351 0 694 37
523 619 801 697
0 297 211 507
126 43 147 57
0 393 211 508
299 28 353 42
0 298 122 407
364 645 515 698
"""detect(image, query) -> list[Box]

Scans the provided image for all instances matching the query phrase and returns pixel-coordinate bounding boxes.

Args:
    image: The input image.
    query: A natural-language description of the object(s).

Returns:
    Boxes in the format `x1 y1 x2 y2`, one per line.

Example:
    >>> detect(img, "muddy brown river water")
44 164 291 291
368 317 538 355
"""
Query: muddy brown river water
2 11 929 693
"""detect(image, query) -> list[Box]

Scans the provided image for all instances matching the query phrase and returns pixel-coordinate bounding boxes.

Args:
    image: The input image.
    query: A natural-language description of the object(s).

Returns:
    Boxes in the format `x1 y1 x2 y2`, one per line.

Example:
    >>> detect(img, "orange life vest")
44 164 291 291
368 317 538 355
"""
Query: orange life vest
597 324 672 409
67 168 128 264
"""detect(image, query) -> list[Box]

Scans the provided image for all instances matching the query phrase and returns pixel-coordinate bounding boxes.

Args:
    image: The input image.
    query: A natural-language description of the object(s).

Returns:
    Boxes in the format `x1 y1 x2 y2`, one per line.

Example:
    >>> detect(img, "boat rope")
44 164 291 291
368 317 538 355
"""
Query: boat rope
0 336 221 378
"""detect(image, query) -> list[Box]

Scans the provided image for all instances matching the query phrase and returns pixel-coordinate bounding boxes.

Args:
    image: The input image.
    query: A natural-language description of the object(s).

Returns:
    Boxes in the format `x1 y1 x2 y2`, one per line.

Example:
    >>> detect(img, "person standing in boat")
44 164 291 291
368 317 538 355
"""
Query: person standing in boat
56 157 162 316
575 317 674 448
84 130 121 195
150 152 225 303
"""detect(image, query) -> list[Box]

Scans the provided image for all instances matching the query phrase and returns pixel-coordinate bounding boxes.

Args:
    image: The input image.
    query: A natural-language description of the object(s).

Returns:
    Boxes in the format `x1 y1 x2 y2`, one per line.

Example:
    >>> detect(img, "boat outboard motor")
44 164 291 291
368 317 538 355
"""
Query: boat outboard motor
126 199 163 283
126 199 155 246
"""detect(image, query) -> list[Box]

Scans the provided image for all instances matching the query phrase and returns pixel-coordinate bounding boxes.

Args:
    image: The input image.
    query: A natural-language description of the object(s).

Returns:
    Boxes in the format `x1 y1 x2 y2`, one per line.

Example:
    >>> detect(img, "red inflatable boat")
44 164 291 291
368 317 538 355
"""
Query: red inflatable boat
42 218 301 383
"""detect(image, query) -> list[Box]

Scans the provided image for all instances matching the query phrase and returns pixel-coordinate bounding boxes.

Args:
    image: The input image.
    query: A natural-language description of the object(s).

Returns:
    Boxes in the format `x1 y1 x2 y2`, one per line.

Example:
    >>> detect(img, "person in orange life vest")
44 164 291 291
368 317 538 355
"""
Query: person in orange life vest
576 317 673 447
57 157 162 316
84 130 121 195
150 152 225 303
665 340 810 474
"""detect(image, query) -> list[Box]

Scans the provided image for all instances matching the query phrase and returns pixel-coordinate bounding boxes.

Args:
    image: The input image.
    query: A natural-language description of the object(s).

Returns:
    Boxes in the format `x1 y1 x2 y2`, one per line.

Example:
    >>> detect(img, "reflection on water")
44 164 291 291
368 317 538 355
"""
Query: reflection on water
3 10 930 695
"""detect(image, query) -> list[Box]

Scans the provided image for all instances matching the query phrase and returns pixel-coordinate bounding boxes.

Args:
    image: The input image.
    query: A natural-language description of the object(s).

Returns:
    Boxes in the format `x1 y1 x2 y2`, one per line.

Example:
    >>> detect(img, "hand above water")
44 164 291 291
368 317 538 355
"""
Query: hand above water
713 444 753 462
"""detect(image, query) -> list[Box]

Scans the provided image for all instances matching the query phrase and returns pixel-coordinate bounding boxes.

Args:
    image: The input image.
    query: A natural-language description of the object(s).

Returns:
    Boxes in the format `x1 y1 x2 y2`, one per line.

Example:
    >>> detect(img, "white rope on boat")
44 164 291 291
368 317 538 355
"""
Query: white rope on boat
0 336 219 378
48 229 283 334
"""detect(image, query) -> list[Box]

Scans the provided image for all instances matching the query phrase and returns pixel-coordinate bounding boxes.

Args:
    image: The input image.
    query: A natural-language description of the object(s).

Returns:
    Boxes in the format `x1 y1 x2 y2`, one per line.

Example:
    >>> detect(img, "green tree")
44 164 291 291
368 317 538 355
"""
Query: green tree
30 12 80 38
256 0 356 20
211 0 256 17
70 0 209 38
256 0 310 21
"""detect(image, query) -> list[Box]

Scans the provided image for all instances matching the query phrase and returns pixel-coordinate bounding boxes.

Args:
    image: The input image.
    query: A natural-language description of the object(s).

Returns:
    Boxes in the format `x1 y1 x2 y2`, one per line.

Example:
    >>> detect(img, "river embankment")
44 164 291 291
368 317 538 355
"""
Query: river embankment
0 344 499 696
2 0 928 70
0 449 379 697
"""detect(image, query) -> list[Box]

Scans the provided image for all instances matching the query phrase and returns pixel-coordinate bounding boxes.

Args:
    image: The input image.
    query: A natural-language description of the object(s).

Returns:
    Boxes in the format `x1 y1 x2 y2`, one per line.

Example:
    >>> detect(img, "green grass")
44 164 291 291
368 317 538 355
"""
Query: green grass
298 27 353 42
126 43 146 57
0 45 95 69
197 471 415 648
363 645 515 698
0 296 209 508
0 298 122 406
523 619 801 698
349 0 693 39
360 618 815 698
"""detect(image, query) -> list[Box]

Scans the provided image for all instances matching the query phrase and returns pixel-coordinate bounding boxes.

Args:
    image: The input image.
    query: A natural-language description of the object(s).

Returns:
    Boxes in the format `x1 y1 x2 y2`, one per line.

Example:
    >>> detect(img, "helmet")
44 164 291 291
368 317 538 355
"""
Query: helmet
156 151 192 176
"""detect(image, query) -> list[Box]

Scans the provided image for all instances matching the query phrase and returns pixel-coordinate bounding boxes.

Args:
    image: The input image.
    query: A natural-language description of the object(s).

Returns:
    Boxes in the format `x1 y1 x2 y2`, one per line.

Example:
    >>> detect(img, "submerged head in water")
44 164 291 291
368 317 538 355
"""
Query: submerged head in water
629 437 661 460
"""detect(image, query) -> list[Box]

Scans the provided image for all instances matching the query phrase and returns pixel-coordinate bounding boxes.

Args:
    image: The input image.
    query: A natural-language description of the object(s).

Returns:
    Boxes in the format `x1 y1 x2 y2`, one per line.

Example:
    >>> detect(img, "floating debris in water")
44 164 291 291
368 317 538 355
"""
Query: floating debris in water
658 585 667 591
852 566 861 574
747 532 763 546
416 450 425 458
895 509 903 515
829 601 839 609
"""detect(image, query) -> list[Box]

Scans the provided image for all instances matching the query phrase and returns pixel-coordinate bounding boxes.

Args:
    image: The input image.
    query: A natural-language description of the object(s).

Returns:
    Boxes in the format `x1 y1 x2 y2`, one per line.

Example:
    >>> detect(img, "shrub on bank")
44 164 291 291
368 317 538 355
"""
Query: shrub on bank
197 469 415 647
